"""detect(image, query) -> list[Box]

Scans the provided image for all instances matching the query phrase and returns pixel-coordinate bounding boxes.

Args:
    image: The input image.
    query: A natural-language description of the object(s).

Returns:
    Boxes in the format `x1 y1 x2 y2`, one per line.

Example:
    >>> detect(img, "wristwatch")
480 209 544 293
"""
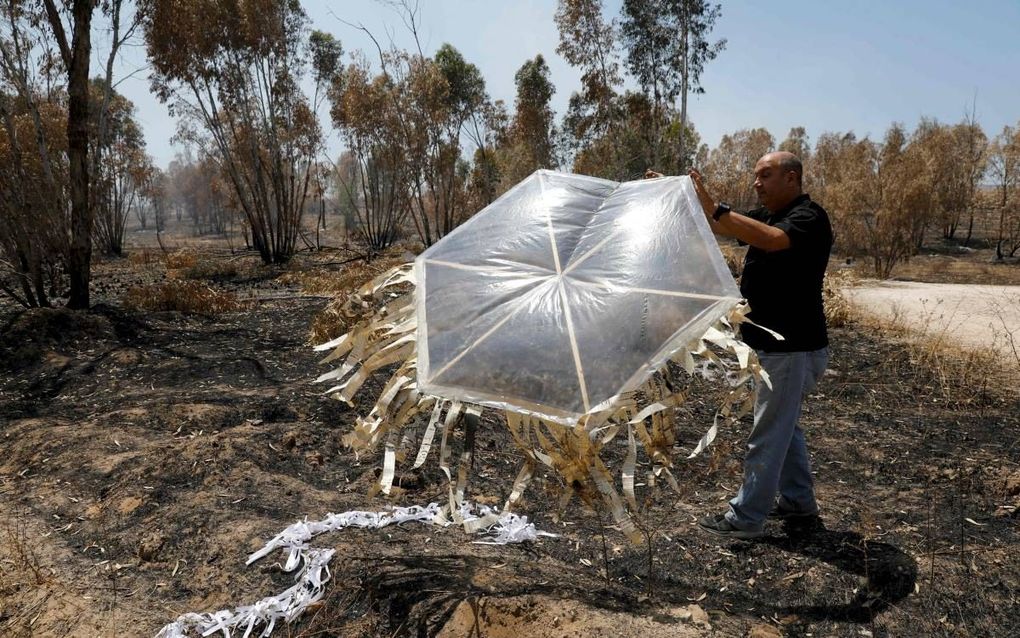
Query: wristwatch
712 202 732 221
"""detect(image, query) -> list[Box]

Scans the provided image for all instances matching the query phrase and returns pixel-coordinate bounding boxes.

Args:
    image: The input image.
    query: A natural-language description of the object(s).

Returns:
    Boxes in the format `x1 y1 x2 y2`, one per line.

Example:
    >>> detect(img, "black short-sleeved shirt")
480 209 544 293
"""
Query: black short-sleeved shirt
738 194 833 352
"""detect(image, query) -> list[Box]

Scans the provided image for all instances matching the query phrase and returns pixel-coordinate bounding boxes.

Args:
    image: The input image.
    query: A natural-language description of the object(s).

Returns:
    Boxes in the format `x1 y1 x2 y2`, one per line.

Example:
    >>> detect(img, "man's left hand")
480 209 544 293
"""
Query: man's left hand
688 168 717 216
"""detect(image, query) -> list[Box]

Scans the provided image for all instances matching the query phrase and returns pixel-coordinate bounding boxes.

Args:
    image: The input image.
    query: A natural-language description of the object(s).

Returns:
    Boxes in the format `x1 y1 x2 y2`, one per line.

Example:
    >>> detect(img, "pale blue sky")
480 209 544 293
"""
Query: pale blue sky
113 0 1020 168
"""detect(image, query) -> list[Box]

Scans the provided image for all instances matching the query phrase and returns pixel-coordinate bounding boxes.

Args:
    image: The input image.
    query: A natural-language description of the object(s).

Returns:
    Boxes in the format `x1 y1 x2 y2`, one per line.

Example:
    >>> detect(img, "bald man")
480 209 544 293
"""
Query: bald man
688 152 833 539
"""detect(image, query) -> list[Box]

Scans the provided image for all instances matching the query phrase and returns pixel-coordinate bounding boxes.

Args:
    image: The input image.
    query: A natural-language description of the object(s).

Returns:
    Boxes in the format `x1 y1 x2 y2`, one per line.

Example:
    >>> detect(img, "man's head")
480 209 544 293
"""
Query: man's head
753 151 803 212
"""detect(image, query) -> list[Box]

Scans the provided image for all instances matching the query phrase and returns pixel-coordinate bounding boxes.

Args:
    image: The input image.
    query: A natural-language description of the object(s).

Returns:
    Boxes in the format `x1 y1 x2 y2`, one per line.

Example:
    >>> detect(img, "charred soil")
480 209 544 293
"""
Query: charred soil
1 252 1018 638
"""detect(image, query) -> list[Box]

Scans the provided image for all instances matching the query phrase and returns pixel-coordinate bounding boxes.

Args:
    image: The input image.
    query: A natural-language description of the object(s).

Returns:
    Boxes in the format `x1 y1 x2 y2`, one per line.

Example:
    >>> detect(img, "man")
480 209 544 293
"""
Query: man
674 151 833 539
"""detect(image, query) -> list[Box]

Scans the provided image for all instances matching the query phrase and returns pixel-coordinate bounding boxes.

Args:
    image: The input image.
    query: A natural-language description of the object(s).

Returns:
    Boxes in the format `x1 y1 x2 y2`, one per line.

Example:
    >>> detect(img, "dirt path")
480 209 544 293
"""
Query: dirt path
846 281 1020 367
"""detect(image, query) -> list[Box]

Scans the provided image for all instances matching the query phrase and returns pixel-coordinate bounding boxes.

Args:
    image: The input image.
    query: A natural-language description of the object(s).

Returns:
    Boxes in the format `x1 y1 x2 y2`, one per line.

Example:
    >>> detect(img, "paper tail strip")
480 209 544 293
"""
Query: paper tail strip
316 263 768 544
156 503 554 638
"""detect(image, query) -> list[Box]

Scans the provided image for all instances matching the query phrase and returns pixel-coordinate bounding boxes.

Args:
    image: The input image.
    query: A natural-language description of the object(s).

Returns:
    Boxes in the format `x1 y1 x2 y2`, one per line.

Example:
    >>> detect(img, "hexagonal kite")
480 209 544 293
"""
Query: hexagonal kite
315 170 767 541
415 170 740 423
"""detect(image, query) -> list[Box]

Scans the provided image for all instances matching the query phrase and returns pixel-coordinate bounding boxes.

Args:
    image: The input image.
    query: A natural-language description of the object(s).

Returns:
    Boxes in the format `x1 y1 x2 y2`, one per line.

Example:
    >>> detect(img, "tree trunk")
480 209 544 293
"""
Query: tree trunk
677 2 689 169
61 0 95 309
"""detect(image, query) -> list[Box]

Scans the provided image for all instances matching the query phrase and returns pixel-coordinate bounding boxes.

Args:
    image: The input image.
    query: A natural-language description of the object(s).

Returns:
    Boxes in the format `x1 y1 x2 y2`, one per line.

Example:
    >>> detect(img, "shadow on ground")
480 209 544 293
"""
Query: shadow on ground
758 518 918 622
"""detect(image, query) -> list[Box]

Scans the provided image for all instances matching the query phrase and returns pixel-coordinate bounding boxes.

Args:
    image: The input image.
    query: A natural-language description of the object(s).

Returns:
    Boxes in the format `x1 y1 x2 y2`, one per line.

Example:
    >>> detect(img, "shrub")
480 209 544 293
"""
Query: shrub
307 254 410 345
122 281 245 314
181 259 241 281
823 268 858 328
164 250 198 270
127 249 162 266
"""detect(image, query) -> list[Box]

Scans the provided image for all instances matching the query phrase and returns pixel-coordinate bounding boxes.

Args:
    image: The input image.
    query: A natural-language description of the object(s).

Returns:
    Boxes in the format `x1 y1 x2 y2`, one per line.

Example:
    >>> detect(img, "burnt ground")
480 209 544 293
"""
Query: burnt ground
0 253 1018 638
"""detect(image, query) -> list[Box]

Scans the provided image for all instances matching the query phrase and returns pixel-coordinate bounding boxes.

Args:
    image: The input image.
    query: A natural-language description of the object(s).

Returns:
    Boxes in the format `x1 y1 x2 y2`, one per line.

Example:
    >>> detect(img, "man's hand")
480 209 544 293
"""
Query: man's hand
644 169 663 179
688 168 716 216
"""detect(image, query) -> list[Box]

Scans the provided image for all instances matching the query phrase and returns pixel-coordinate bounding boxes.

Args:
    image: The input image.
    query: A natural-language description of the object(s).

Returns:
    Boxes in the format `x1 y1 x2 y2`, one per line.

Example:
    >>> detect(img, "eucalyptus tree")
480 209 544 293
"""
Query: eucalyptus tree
778 127 811 164
620 0 725 168
499 54 557 186
555 0 622 172
813 125 933 278
42 0 96 307
1 0 131 307
142 0 329 264
90 83 152 255
987 123 1020 257
330 41 489 249
330 56 412 251
701 127 774 211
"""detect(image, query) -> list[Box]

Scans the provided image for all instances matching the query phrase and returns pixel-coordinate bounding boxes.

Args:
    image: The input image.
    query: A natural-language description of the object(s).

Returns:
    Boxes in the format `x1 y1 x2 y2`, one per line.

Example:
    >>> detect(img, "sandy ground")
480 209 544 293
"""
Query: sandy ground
846 281 1020 366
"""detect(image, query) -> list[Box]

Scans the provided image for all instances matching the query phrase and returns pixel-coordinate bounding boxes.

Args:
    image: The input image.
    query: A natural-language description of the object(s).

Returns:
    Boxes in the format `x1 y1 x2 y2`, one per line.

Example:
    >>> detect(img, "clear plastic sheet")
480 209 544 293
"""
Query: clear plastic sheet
415 170 741 424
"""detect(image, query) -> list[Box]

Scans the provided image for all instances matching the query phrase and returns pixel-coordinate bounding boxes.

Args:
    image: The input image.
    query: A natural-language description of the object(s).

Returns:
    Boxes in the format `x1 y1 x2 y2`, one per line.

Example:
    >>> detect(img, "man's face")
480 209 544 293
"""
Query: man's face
753 156 798 212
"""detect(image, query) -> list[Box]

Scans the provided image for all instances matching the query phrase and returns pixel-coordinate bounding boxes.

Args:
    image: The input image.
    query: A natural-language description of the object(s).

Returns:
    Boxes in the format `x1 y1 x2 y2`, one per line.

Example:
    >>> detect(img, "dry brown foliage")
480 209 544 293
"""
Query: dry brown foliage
163 250 198 270
823 268 859 328
306 254 411 345
127 248 163 266
851 300 1012 399
716 241 744 278
122 280 246 314
180 258 241 281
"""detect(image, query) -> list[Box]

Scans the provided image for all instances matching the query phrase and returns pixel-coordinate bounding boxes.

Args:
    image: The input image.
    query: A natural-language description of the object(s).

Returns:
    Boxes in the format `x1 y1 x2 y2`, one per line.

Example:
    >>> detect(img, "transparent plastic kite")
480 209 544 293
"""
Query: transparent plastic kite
315 170 770 541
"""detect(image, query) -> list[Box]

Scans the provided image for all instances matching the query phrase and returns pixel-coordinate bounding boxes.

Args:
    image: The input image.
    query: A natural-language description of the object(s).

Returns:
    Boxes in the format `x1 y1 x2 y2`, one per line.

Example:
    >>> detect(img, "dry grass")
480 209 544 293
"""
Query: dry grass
179 258 242 281
306 253 410 345
717 242 744 278
825 257 1018 398
850 302 1013 401
281 253 407 297
163 250 198 270
1 511 48 592
126 248 163 267
122 280 247 315
876 253 1020 286
824 268 859 328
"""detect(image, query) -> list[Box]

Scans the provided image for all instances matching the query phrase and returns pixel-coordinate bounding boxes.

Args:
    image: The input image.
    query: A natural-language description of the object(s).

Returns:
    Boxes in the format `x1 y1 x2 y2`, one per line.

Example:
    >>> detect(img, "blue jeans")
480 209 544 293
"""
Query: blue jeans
725 348 828 532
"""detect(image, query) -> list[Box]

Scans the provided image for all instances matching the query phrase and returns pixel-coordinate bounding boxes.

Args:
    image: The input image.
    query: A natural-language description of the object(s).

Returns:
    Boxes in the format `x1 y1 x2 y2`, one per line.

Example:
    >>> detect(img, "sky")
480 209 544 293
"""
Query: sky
110 0 1020 168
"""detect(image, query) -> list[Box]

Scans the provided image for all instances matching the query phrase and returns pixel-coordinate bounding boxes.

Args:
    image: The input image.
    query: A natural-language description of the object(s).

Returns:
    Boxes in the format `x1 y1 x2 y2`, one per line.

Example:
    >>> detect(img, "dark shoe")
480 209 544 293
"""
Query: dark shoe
768 504 819 521
698 513 763 540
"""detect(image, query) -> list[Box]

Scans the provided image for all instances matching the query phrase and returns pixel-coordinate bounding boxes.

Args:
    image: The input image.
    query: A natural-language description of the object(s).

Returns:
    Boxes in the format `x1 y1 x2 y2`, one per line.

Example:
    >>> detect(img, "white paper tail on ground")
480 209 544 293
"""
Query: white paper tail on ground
155 502 555 638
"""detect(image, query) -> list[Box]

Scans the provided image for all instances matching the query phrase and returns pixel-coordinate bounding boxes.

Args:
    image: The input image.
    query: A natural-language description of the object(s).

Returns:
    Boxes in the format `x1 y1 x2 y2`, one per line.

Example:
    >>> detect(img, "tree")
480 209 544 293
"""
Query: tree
465 99 508 208
1 0 128 307
42 0 96 308
329 16 489 248
948 114 988 245
555 0 622 171
816 125 932 278
333 150 360 238
0 94 68 307
163 152 234 236
778 127 811 162
702 127 774 210
0 2 64 307
90 82 152 255
498 54 557 186
143 0 324 264
620 0 725 168
571 90 700 180
330 57 411 251
987 123 1020 258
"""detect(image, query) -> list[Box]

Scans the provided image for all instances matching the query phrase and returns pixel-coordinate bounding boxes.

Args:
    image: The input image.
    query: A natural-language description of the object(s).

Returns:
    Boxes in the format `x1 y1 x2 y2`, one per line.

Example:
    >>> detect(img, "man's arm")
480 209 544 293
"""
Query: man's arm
688 169 791 252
